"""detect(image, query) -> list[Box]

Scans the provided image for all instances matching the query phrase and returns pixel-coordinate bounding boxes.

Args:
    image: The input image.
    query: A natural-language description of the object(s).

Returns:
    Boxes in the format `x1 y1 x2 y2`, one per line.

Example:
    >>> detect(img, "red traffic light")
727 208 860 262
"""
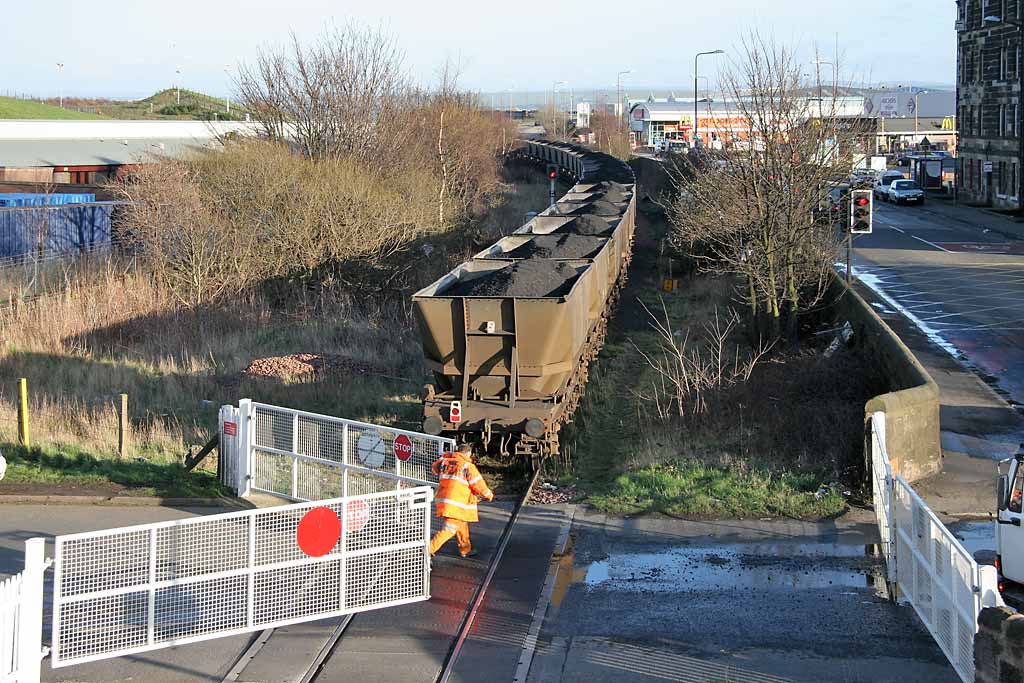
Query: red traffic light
855 197 869 207
548 170 557 179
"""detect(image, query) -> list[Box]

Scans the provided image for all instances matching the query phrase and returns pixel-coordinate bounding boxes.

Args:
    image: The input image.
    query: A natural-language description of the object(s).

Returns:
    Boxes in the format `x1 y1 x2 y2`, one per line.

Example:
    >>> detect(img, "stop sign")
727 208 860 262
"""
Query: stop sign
394 434 413 462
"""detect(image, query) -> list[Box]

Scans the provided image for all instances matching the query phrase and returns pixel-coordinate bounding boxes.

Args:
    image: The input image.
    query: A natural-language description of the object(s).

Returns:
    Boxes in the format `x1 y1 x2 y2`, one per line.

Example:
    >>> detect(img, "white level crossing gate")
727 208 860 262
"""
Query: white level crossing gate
221 399 454 502
11 400 451 676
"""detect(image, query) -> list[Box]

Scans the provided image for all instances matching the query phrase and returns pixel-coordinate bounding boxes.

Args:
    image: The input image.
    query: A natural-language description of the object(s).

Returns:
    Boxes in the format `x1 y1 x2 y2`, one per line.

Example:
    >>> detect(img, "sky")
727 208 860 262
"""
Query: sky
1 0 956 100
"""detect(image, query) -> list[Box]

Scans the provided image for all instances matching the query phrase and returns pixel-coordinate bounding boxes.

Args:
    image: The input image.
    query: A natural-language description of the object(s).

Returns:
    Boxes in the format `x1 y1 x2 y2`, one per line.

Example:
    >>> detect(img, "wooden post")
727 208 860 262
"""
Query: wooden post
118 393 128 457
17 377 29 448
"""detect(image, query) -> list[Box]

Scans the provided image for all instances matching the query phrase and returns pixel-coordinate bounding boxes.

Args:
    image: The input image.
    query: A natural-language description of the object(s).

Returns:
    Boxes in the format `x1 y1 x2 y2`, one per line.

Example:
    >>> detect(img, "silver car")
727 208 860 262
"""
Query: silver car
886 179 925 205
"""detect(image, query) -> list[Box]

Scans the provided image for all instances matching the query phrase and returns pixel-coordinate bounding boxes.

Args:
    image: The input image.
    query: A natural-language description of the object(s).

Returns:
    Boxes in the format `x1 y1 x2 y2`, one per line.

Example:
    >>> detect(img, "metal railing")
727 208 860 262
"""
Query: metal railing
51 486 433 668
869 411 1002 683
0 539 47 683
222 399 453 502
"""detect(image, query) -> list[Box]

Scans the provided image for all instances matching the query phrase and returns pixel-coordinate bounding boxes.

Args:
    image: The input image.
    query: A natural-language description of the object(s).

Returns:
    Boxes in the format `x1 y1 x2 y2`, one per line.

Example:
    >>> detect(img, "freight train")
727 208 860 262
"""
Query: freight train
412 141 637 464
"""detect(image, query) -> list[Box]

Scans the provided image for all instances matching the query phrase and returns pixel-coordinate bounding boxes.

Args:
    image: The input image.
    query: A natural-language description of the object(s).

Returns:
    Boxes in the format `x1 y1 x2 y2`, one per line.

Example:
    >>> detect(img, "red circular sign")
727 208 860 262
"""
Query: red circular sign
345 499 370 533
394 434 413 462
296 507 341 557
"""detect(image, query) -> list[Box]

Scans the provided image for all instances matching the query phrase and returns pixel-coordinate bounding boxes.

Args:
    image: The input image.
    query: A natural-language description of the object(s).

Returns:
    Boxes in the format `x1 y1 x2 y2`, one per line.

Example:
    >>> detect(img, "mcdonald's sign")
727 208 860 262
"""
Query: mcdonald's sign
941 117 955 130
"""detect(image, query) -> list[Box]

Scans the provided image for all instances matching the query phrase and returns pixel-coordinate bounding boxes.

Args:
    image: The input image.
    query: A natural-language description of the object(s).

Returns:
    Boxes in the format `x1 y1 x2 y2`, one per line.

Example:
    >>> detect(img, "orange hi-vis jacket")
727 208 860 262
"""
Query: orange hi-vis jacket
431 451 493 522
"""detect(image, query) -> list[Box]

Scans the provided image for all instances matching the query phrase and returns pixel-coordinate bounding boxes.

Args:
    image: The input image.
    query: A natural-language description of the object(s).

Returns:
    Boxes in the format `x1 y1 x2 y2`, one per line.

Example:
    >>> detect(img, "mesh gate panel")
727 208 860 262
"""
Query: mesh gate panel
53 487 432 668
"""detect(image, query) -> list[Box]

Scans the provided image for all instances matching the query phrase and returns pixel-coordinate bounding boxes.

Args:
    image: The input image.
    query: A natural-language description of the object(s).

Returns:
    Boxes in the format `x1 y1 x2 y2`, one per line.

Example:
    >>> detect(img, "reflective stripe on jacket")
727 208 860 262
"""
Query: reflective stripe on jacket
431 451 493 522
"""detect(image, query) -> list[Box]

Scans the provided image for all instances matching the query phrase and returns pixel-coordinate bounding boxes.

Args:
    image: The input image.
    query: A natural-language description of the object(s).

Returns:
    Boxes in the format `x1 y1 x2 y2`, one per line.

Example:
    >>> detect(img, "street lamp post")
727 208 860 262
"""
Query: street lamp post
616 69 632 130
552 80 567 138
56 63 64 108
985 15 1023 210
694 50 724 148
812 60 836 117
912 90 929 139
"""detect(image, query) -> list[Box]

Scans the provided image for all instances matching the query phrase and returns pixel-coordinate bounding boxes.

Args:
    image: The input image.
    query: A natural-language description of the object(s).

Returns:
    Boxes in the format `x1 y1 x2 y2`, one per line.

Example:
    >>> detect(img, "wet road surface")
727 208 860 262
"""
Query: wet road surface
853 201 1024 414
528 510 957 683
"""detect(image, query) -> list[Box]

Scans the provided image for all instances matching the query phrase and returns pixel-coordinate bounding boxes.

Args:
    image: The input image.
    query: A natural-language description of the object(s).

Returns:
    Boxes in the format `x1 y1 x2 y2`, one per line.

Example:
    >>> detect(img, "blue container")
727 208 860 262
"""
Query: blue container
0 195 112 261
0 193 96 207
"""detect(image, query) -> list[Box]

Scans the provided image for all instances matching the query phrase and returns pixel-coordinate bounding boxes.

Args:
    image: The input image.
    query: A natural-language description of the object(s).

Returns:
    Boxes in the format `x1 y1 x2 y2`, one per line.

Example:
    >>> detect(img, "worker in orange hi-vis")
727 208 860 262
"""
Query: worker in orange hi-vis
428 443 494 558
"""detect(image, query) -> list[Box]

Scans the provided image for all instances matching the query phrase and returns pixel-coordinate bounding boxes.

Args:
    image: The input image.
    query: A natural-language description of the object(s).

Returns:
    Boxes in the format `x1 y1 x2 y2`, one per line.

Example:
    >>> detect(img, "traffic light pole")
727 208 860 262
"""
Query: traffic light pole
846 232 853 284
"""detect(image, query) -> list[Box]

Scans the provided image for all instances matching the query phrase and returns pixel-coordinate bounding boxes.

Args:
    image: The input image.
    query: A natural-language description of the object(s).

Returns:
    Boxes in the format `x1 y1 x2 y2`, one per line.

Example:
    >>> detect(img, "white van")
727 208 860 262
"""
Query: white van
873 170 905 200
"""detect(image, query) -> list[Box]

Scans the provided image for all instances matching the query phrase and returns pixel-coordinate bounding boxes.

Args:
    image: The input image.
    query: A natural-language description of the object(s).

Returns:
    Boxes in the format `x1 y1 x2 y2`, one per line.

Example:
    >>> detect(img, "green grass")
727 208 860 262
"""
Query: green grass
588 462 847 518
0 97 102 120
1 443 231 498
550 210 867 520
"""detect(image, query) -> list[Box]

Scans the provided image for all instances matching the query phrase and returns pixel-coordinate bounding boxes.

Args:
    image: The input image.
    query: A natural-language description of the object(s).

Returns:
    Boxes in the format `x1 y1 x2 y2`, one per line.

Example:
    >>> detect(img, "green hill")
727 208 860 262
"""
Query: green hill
0 97 103 120
97 89 245 120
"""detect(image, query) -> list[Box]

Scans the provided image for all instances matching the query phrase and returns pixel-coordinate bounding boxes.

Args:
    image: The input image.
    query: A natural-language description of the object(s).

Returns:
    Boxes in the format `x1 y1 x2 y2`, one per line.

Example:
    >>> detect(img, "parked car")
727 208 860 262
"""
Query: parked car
886 179 925 205
873 170 906 199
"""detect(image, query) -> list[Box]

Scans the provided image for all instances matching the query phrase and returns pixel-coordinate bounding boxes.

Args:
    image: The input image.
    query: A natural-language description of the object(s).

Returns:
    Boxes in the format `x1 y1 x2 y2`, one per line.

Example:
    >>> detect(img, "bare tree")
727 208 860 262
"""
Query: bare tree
236 23 410 165
667 35 868 341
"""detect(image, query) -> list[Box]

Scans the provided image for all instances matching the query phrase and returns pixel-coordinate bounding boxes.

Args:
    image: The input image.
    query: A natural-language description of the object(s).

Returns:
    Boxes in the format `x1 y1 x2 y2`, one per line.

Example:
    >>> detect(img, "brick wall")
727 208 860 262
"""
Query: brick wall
976 606 1024 683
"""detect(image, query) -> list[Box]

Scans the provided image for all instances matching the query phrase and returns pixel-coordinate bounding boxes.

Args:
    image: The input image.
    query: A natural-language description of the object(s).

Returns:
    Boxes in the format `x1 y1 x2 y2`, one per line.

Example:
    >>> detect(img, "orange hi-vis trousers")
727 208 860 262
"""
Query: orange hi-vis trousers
429 517 472 556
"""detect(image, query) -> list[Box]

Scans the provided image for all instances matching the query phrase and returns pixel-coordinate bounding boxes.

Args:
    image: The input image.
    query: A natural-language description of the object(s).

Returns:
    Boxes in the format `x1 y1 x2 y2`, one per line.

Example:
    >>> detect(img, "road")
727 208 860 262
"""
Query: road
528 509 957 683
851 199 1024 465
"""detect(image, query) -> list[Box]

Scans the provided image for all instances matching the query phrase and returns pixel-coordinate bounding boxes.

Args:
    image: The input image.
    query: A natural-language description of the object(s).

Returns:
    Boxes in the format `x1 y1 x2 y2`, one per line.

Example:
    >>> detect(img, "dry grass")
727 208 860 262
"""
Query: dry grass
0 175 552 476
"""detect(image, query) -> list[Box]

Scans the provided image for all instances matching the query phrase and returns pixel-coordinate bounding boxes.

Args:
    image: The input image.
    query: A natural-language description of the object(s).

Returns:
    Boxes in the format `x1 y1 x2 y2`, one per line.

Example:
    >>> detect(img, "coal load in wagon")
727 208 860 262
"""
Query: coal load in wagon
445 261 579 298
551 199 621 216
551 214 617 236
503 234 607 259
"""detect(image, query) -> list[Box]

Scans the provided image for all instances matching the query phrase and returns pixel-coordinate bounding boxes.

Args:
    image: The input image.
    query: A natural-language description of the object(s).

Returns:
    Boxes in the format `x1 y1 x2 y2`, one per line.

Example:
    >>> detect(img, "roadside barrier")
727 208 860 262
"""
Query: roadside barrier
0 539 47 683
870 411 1002 682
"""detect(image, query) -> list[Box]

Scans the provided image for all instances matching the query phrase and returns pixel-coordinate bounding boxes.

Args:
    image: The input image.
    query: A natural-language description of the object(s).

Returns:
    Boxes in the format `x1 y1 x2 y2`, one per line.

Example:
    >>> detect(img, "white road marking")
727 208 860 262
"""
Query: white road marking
910 234 952 252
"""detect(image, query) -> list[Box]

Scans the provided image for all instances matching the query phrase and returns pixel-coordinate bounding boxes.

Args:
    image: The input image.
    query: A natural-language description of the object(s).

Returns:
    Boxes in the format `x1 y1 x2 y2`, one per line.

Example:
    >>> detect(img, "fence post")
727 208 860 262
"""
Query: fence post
237 399 253 497
118 393 129 458
19 537 46 683
17 378 30 448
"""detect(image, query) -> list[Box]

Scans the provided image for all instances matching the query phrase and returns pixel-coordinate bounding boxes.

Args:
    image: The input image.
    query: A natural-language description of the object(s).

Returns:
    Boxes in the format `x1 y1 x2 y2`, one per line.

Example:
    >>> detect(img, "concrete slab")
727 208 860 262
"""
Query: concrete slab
445 505 573 683
527 514 959 683
313 502 515 682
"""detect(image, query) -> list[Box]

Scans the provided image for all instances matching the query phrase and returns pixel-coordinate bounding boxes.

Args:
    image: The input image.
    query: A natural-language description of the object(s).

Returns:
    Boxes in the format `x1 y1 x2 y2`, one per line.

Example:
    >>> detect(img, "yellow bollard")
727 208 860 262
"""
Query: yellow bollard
18 377 30 448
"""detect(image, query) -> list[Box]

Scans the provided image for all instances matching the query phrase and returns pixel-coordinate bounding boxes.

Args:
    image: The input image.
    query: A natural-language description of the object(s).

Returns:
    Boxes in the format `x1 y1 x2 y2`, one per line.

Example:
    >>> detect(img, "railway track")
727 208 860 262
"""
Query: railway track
219 468 543 683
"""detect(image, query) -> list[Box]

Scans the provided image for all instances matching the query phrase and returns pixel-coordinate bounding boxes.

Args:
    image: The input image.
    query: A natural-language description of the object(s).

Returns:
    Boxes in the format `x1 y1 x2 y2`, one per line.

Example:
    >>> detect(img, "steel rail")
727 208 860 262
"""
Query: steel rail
436 467 542 683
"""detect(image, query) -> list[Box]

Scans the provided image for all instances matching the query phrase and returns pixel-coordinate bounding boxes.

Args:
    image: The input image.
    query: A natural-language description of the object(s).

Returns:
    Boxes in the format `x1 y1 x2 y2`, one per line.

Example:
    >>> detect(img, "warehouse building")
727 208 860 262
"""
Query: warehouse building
0 120 258 184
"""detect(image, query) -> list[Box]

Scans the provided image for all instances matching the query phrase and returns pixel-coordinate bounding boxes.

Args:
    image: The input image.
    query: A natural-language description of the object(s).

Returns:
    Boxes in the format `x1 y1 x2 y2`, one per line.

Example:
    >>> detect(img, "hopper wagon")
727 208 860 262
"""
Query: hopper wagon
412 141 637 464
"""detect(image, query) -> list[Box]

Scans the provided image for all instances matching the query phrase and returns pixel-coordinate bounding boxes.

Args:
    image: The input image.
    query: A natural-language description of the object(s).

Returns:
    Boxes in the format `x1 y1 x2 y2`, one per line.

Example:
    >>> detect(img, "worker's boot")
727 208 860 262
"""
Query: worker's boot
460 550 478 558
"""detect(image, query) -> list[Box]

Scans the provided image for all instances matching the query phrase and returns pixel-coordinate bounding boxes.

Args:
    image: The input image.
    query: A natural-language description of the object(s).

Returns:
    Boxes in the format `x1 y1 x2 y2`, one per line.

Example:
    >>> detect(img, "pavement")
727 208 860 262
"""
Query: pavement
850 198 1024 519
525 508 957 683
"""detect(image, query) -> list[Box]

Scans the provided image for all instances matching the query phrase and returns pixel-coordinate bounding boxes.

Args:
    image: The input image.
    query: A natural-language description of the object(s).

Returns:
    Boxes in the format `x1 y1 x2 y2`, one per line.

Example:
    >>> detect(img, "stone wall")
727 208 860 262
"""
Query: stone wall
976 606 1024 683
830 277 942 482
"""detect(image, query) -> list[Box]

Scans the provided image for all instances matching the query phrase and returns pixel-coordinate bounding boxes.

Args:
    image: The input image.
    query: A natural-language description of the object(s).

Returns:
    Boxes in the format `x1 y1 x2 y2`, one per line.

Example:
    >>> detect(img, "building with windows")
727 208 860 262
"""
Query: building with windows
956 0 1022 208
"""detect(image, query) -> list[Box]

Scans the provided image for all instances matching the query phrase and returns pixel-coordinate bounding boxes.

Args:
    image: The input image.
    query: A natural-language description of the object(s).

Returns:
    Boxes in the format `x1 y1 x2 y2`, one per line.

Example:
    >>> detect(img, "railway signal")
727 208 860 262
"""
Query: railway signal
546 164 558 205
449 401 462 424
849 189 873 234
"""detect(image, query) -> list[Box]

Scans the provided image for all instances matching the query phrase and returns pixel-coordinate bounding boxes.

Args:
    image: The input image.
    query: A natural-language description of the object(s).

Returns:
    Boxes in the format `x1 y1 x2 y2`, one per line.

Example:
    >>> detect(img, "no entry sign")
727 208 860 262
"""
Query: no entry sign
345 499 370 533
394 434 413 462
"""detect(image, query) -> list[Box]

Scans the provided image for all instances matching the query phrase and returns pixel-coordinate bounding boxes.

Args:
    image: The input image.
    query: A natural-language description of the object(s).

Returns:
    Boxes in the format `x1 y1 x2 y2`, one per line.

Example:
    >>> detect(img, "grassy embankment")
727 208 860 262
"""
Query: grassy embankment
0 172 551 498
556 208 876 519
0 89 244 121
0 97 102 120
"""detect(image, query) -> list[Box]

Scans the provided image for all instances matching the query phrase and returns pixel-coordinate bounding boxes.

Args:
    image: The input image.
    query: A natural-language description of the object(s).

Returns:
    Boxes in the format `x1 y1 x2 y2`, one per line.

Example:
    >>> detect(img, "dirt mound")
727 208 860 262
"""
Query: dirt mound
554 215 616 236
445 260 579 298
243 354 384 382
504 234 607 259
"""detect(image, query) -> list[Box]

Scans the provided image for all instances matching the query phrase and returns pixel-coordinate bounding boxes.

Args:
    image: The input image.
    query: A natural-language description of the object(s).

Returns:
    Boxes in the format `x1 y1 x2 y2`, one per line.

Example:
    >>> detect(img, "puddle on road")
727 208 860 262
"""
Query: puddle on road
577 544 886 594
948 520 996 561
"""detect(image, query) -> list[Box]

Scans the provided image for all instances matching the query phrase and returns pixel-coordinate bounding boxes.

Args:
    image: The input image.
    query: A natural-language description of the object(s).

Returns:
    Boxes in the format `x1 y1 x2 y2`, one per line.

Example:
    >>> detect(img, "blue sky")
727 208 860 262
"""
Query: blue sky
1 0 955 99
